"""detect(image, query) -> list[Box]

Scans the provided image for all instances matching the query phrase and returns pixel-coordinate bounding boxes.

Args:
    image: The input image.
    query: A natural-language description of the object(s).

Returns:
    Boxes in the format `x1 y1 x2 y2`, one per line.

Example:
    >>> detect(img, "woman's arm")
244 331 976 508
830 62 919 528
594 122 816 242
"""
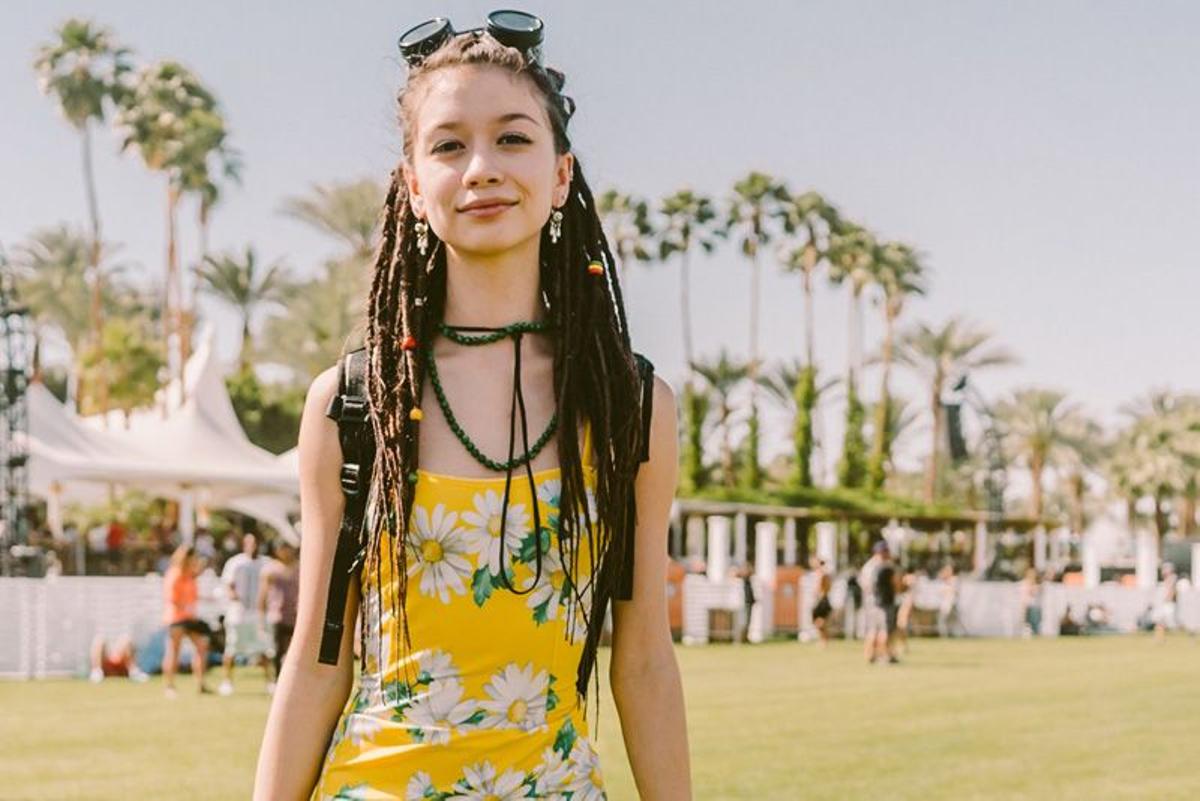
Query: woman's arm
610 376 692 800
253 365 361 801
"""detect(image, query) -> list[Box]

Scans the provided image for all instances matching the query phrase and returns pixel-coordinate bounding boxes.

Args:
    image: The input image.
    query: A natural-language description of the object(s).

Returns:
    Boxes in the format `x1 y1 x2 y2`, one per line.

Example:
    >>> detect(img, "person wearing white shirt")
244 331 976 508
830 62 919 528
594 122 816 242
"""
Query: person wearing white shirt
218 533 272 695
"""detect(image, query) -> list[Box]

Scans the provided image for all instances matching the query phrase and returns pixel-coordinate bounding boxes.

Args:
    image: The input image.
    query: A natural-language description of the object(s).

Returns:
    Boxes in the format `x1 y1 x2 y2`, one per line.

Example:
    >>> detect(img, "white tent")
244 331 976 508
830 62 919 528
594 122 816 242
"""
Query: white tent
21 325 301 541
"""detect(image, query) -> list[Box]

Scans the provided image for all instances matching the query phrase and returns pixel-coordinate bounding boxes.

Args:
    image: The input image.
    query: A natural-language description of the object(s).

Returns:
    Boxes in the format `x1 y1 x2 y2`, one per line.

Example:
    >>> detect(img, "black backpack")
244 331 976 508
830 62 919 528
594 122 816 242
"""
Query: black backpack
317 346 655 666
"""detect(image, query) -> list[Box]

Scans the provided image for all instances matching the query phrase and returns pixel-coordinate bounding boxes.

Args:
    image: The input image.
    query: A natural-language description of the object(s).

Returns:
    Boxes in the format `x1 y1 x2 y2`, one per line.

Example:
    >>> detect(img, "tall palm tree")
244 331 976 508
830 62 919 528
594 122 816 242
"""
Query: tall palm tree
115 60 223 402
692 351 752 488
194 246 293 370
33 18 132 352
994 388 1081 520
725 172 788 488
1110 391 1200 538
657 188 720 493
867 242 927 490
895 317 1016 503
777 191 839 487
597 189 653 282
826 221 878 489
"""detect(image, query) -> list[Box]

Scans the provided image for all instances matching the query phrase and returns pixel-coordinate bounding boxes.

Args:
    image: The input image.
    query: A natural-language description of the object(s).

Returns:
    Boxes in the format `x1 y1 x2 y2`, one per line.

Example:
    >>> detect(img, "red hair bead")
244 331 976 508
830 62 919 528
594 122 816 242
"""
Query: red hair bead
401 335 418 351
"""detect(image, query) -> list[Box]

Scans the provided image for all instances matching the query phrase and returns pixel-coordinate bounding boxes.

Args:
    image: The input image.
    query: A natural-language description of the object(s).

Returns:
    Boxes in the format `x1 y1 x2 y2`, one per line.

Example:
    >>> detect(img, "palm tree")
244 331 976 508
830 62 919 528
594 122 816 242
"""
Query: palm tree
692 351 751 488
115 60 224 401
12 225 127 401
34 18 133 352
777 191 839 487
725 172 788 488
1110 391 1200 538
656 189 720 493
597 190 653 282
760 360 840 487
258 258 364 382
895 317 1016 503
194 246 293 370
280 179 384 267
867 242 927 490
994 388 1082 520
1057 412 1105 533
826 221 878 489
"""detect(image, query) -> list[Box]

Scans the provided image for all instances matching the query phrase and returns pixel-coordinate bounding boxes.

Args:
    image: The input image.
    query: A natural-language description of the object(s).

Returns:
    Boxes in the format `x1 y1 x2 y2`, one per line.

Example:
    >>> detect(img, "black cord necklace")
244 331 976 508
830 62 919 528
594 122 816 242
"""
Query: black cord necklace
425 320 554 595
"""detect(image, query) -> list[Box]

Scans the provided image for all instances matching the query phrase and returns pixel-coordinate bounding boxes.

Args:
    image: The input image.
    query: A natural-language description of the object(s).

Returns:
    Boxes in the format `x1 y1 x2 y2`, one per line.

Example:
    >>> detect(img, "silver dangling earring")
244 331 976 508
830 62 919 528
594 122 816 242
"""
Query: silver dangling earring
548 208 563 244
415 218 429 256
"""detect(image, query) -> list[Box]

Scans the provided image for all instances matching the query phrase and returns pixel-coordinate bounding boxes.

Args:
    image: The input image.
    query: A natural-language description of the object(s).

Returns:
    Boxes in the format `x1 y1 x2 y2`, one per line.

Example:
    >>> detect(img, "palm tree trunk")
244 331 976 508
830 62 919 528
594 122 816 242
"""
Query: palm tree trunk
803 252 816 368
868 307 896 491
1030 457 1044 520
81 123 111 417
240 315 252 371
1068 473 1085 533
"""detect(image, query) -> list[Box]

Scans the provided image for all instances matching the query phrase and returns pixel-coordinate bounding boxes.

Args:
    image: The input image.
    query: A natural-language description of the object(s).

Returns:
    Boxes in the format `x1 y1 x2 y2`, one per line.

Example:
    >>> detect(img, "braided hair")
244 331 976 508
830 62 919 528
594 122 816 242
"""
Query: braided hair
359 31 643 725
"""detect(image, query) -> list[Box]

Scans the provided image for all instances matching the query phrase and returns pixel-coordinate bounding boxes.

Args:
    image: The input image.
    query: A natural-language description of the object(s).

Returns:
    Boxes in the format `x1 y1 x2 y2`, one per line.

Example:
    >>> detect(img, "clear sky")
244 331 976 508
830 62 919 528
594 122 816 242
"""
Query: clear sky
4 1 1199 475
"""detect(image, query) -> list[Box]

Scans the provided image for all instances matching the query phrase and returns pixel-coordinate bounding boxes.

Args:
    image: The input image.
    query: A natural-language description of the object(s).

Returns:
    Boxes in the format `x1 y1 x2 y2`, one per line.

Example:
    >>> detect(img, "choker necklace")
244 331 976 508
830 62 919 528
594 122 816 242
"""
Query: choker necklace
423 319 556 596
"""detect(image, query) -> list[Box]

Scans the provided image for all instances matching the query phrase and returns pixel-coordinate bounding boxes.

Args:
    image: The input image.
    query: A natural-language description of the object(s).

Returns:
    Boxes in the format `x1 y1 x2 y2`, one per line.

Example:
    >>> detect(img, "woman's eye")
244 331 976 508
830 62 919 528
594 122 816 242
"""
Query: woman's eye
500 133 531 145
432 141 461 154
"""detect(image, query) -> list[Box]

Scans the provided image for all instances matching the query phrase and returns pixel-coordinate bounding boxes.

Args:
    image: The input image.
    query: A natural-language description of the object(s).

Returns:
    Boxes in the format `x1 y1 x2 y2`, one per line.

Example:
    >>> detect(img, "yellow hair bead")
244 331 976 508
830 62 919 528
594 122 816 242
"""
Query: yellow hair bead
409 408 424 421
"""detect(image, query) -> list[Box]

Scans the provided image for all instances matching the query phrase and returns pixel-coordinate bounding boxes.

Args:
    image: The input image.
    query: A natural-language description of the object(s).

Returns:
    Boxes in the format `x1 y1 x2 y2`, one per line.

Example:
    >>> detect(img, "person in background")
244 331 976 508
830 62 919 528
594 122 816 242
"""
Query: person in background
89 632 150 683
257 539 299 695
893 569 918 655
738 563 758 644
1151 562 1179 642
161 543 214 698
861 541 899 663
936 563 963 638
218 533 272 696
809 556 833 649
1019 567 1043 637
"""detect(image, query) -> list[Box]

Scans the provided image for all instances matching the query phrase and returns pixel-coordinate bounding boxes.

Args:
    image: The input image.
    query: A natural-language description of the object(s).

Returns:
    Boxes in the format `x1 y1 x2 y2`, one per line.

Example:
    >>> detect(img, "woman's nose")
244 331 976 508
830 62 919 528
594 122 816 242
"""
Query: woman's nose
462 152 502 187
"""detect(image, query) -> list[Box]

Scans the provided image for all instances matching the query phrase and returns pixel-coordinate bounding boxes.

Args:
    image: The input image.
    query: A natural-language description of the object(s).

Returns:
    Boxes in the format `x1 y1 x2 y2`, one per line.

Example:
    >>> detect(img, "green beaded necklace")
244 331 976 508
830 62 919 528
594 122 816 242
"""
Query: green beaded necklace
424 320 557 472
420 319 556 598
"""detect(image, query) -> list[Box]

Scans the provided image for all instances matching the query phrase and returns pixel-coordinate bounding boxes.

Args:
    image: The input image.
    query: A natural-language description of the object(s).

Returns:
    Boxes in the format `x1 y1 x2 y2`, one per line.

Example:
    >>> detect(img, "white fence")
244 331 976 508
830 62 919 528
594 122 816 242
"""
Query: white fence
1 574 225 679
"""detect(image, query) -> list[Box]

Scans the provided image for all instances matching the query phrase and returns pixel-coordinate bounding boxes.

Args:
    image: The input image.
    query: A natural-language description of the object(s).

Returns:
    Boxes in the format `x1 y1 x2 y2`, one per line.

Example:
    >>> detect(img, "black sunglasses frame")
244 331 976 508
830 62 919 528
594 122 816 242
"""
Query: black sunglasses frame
398 10 545 68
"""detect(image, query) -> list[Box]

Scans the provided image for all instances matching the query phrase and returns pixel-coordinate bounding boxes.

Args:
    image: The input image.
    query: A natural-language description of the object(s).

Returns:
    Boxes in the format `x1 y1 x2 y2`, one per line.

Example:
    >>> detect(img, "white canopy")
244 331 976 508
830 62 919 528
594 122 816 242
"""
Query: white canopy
20 324 301 541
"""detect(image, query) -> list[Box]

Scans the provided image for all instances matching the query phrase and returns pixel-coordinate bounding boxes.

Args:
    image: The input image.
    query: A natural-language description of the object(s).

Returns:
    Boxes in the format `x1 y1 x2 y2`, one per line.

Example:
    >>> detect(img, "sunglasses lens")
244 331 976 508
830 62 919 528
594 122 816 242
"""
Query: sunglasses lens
488 10 541 34
398 18 451 61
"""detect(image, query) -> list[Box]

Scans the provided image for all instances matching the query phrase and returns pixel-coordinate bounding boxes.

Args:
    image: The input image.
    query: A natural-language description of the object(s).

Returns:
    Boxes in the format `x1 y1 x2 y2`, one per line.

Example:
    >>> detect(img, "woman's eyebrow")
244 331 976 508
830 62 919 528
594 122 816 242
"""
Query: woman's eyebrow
429 112 541 134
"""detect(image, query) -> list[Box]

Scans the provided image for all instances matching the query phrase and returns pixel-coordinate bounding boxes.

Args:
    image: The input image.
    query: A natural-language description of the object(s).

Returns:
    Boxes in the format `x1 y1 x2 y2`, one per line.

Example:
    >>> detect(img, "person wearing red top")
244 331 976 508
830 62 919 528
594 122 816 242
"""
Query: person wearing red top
161 543 214 697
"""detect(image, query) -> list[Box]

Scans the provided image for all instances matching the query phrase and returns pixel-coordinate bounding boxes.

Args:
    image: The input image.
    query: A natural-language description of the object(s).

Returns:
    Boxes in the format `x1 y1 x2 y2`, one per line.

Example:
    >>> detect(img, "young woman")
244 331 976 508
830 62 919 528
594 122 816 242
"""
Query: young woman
161 543 214 697
254 13 690 800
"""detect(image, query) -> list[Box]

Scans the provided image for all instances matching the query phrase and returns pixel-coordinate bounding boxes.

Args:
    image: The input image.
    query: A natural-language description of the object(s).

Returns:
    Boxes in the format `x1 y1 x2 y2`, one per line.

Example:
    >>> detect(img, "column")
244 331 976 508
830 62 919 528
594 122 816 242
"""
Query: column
706 516 731 583
752 521 778 642
733 512 748 566
782 518 798 566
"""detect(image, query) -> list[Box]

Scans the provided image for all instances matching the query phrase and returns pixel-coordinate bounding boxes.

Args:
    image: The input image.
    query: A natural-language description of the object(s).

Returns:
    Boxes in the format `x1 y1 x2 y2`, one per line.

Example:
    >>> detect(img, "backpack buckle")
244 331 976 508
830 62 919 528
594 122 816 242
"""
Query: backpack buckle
340 464 362 496
339 395 369 423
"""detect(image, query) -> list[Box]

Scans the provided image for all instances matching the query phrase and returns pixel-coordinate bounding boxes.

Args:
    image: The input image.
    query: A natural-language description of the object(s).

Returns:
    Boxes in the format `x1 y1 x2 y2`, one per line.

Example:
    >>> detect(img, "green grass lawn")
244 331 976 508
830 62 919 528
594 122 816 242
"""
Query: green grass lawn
2 635 1198 800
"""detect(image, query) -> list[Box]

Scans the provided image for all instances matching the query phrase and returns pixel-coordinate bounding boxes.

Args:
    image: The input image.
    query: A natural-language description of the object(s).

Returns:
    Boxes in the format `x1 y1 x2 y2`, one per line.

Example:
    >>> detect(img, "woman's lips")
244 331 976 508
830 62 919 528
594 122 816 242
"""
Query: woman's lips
459 201 516 218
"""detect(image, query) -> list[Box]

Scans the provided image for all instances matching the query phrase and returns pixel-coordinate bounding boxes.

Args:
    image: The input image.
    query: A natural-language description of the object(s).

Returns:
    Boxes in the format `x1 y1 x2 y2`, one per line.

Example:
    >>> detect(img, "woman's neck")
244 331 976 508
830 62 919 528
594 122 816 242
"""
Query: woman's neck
442 237 544 326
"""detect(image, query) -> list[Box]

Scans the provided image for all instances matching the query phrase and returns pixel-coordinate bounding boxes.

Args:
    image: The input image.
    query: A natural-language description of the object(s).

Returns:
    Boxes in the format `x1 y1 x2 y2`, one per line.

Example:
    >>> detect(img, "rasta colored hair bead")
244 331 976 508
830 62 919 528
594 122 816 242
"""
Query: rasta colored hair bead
587 260 604 276
401 335 418 351
409 408 424 421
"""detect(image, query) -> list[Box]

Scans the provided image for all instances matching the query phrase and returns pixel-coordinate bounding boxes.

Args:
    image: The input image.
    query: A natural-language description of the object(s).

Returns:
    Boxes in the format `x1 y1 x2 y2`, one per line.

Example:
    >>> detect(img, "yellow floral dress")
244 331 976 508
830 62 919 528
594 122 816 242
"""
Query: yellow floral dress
310 427 609 801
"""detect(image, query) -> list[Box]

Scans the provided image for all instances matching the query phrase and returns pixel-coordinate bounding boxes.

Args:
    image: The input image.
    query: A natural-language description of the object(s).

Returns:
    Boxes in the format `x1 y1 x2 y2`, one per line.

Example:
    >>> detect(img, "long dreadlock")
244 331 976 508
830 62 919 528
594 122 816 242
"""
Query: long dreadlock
358 32 643 729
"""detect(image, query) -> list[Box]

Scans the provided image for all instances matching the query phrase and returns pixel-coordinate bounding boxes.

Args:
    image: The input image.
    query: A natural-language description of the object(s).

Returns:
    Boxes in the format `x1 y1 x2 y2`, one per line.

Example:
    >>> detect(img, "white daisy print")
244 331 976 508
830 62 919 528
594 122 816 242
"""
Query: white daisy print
567 736 607 800
523 544 567 622
461 489 530 575
415 648 457 683
533 745 573 798
405 770 436 801
344 709 387 748
478 662 549 733
447 761 532 801
407 503 473 603
536 478 562 511
404 677 478 745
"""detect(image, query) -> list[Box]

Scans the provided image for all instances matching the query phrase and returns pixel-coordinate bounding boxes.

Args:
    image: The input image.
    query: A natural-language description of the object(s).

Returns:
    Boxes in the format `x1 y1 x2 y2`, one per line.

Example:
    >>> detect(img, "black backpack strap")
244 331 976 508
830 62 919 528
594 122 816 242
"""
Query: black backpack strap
613 353 655 601
317 347 375 665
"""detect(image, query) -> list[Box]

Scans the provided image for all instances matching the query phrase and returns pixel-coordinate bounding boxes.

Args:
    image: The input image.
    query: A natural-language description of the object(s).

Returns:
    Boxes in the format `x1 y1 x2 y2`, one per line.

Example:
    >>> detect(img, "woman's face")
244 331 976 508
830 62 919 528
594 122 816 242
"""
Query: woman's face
404 64 573 259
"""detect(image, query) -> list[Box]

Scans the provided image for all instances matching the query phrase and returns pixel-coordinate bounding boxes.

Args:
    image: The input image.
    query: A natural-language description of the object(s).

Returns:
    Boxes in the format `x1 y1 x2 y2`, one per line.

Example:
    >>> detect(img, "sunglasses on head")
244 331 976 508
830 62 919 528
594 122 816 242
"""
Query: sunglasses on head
398 9 545 68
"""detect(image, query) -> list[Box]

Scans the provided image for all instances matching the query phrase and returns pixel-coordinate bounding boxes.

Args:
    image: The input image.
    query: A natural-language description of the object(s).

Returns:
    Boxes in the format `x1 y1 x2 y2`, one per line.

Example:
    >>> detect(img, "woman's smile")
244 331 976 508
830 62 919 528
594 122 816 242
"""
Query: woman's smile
459 200 517 218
